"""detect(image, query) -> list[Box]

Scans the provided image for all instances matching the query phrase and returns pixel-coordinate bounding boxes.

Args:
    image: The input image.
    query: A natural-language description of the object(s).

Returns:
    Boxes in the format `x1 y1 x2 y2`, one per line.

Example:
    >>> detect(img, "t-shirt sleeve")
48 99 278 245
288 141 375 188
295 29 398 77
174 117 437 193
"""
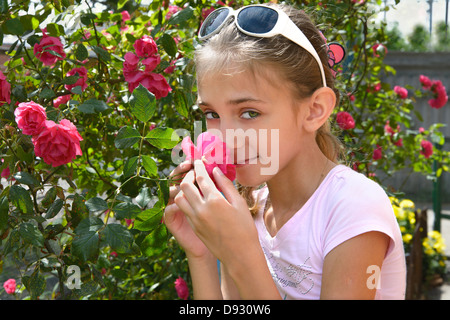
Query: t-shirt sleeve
322 173 400 258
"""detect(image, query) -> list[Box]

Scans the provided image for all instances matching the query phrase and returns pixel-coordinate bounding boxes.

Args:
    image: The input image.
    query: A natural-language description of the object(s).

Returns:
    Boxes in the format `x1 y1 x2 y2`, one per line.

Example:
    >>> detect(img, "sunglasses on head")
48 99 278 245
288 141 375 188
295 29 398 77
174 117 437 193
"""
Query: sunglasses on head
198 4 327 88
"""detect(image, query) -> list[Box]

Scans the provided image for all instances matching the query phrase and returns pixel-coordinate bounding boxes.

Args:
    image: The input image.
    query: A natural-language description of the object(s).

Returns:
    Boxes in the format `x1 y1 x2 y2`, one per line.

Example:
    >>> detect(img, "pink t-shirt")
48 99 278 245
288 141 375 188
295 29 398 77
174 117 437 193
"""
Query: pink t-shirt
253 165 406 300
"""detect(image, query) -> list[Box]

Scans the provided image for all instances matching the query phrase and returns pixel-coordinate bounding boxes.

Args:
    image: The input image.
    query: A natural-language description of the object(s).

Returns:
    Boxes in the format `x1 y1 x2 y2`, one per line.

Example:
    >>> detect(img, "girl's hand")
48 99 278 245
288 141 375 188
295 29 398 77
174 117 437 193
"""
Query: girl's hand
163 161 211 259
174 160 259 266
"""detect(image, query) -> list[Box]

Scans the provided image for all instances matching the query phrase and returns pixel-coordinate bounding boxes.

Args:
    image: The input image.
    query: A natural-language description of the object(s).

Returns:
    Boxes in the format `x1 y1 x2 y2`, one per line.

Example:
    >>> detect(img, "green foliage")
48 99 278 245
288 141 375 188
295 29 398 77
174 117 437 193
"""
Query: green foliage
0 0 449 300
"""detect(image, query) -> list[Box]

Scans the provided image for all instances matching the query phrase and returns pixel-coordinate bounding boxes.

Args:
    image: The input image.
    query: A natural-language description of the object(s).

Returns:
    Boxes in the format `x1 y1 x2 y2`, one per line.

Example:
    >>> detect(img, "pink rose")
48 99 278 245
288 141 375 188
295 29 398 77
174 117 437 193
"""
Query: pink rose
142 55 161 73
174 276 189 300
181 132 236 188
33 34 66 66
133 35 158 58
0 70 11 105
420 140 433 158
336 111 355 130
128 72 172 99
428 80 448 109
121 11 131 22
32 119 83 167
419 75 432 89
394 85 408 99
372 145 382 160
1 158 10 179
3 279 16 295
65 67 88 92
372 43 387 57
53 94 71 108
14 101 47 136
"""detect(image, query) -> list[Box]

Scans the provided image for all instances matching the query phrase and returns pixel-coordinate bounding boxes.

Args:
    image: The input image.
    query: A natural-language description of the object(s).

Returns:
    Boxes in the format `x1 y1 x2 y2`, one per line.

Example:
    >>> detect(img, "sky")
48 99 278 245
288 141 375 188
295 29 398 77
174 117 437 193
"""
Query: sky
381 0 449 38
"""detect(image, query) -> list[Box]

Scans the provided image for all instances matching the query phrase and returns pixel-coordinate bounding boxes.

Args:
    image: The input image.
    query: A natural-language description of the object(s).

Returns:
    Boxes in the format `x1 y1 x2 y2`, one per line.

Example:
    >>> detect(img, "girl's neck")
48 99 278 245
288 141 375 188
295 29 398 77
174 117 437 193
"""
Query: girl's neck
265 143 336 220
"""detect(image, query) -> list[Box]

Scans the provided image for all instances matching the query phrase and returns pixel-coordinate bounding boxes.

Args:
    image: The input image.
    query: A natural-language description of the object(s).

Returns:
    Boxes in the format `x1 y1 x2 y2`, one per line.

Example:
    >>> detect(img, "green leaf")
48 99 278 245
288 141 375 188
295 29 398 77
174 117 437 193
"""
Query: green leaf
113 202 141 220
115 126 141 149
78 98 109 114
140 224 168 257
39 87 56 99
9 185 34 214
28 270 46 300
20 15 39 31
12 172 40 186
129 84 156 122
134 202 164 231
160 33 177 57
123 156 138 178
85 197 108 213
92 45 111 62
145 127 179 149
173 90 189 118
117 0 129 10
0 196 9 230
102 223 133 253
72 230 100 262
70 193 89 229
19 222 44 247
75 43 88 61
141 155 158 177
75 217 104 234
5 18 24 35
167 6 194 25
44 198 64 219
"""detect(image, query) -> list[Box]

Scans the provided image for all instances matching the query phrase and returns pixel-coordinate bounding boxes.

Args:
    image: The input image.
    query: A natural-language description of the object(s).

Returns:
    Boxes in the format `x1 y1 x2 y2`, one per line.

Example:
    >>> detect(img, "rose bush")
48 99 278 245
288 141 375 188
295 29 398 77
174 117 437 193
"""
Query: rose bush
0 0 449 300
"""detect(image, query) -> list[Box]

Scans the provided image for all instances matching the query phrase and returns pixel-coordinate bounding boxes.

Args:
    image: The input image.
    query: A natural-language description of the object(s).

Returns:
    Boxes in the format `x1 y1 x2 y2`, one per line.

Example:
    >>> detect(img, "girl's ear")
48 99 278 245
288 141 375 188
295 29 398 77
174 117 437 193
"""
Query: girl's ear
302 87 336 133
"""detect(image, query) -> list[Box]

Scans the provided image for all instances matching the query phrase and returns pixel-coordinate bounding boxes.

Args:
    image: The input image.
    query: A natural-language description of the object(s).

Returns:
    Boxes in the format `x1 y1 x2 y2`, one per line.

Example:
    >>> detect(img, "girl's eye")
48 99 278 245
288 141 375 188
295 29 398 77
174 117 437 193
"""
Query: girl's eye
241 110 260 119
204 111 220 119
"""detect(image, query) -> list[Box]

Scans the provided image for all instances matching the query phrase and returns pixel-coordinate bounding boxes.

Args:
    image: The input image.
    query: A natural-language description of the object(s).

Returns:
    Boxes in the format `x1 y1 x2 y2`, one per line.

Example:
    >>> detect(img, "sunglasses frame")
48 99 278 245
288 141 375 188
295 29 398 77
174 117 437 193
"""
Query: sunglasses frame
198 4 327 88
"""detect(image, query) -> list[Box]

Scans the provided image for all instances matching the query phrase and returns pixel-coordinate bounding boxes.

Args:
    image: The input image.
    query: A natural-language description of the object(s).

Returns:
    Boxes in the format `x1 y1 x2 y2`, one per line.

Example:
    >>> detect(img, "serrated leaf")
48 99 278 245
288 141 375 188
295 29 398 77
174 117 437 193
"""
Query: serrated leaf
123 156 138 178
28 270 46 300
134 202 164 231
92 45 110 62
70 193 89 229
0 196 8 230
75 216 104 234
78 98 109 114
113 202 141 219
72 230 99 262
141 155 158 177
114 126 141 149
167 6 194 25
5 18 24 35
12 172 40 186
9 185 34 214
145 127 179 149
173 90 189 118
85 197 108 214
129 84 156 123
161 33 177 57
102 223 133 253
19 222 44 247
75 43 88 61
140 224 168 257
45 198 64 219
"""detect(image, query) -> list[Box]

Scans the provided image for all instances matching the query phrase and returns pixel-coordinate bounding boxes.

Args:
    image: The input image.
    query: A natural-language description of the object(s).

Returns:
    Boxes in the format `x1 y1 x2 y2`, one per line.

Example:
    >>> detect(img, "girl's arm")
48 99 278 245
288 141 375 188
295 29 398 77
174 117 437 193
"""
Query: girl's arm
187 253 223 300
320 231 390 299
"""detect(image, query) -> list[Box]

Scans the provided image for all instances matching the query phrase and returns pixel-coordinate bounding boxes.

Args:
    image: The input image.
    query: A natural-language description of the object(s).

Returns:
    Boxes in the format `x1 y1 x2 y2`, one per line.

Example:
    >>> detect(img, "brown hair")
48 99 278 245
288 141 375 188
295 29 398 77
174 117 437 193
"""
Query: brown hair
195 4 344 215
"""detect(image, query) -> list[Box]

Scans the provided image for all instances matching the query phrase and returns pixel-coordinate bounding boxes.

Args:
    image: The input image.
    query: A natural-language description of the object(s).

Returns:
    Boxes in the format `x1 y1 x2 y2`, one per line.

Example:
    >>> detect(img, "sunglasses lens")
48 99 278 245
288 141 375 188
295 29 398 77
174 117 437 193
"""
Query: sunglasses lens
199 8 231 38
237 7 278 34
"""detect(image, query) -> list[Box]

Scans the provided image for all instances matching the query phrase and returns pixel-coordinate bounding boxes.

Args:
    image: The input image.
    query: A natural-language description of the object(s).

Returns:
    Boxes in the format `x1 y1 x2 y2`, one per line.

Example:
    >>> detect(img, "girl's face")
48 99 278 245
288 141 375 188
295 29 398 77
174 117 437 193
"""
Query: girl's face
197 68 310 187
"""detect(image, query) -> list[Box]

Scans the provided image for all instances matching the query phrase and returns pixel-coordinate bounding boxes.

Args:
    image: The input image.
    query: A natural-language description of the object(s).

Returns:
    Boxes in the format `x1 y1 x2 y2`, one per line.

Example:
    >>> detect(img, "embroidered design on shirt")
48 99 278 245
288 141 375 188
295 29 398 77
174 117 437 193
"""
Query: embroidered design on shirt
262 245 314 296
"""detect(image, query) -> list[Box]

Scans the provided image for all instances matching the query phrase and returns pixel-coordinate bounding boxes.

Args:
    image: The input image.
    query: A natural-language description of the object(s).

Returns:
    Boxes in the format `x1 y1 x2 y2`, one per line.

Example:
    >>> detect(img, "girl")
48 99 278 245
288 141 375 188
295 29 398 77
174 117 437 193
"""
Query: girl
164 3 406 300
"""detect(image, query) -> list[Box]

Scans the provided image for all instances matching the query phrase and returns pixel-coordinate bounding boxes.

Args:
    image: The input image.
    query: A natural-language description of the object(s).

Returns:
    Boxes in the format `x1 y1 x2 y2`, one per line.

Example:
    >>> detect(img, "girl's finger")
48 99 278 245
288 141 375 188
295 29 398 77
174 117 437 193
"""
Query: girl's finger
174 190 195 217
179 170 204 209
169 160 193 184
212 167 242 206
193 160 217 198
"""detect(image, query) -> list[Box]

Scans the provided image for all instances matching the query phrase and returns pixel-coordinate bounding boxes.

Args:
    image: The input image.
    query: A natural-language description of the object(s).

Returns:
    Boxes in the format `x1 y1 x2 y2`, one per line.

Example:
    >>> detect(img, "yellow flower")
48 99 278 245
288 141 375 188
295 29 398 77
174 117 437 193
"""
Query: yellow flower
400 199 415 211
402 233 413 244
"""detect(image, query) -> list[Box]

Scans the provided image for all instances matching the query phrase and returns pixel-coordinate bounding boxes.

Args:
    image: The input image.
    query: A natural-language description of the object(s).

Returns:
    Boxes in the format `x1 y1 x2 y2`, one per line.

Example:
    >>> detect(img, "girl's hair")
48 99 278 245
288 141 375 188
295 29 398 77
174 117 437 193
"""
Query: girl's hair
195 4 344 215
